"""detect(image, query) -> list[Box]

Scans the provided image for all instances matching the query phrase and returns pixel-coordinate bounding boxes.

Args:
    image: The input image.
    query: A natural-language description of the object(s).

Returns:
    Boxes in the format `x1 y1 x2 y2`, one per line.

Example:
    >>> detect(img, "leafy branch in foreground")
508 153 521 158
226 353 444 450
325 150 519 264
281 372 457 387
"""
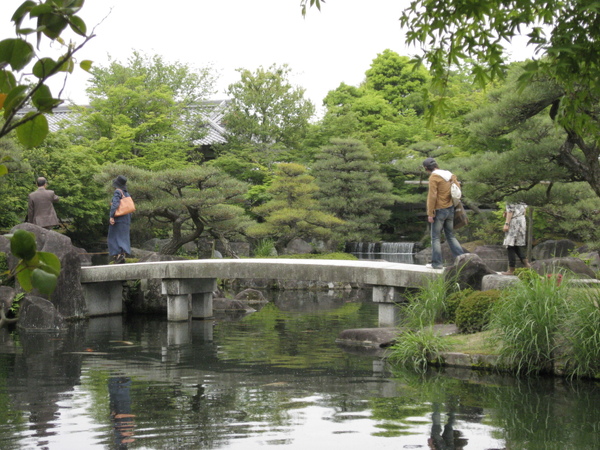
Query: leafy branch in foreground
6 229 61 296
1 0 95 147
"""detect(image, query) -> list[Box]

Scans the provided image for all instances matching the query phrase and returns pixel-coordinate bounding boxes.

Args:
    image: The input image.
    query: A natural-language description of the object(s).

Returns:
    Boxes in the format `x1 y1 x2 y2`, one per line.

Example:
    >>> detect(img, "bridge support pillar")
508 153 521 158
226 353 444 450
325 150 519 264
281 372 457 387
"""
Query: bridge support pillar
162 278 216 321
372 286 402 327
82 281 123 316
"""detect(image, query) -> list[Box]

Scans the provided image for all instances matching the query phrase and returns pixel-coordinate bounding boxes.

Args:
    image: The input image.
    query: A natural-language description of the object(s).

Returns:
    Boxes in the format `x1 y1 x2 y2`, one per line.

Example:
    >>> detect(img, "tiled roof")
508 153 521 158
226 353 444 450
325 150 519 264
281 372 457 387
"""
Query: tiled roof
15 99 231 146
192 99 229 146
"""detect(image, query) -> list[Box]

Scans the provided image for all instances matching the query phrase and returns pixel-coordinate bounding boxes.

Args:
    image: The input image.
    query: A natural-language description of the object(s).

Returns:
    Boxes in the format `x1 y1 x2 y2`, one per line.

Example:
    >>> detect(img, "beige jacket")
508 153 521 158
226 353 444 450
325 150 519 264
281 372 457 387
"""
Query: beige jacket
426 171 459 217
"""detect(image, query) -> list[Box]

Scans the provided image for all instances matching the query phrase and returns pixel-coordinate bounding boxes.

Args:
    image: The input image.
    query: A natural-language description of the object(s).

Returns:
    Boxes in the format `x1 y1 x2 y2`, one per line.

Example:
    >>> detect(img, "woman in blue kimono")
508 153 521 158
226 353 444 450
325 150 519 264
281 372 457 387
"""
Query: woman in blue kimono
108 175 132 264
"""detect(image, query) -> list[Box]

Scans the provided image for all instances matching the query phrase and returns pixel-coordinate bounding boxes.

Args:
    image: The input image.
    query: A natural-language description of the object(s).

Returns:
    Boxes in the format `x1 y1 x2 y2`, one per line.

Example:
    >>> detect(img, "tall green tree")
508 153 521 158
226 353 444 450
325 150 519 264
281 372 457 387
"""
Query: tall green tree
222 64 315 164
99 165 253 256
312 139 397 242
73 52 216 170
365 49 430 113
247 163 342 252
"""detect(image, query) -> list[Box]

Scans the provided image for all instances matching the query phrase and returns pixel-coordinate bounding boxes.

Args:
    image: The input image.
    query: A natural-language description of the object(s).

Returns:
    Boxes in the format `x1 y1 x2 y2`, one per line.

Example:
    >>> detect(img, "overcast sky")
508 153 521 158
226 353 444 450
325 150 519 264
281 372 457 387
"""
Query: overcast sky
1 0 535 116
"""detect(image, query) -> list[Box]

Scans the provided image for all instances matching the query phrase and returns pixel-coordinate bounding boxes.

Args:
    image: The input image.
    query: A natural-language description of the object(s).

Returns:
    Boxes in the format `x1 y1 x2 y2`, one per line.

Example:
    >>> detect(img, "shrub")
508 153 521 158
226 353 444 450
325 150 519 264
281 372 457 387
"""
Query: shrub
455 290 502 334
445 288 474 323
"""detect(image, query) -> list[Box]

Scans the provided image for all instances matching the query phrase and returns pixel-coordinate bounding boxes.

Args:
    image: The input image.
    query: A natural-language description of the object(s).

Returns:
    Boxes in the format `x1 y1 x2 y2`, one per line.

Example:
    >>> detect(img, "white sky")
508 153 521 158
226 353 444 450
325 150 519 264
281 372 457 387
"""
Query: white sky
1 0 535 117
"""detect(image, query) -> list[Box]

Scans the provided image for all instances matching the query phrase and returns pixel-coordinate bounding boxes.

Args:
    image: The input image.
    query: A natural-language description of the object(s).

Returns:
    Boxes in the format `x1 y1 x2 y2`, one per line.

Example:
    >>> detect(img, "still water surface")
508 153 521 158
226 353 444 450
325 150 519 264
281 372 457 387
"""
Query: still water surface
1 290 600 449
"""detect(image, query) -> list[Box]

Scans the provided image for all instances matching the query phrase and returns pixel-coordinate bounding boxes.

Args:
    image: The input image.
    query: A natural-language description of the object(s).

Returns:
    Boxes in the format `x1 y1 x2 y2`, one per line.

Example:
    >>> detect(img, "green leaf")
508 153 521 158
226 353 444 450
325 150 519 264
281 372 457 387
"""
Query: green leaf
0 38 34 71
11 1 36 27
0 164 7 176
32 57 58 78
3 84 27 116
37 251 61 276
10 229 37 260
31 268 58 295
79 59 93 72
62 0 85 14
29 3 53 17
58 56 75 73
32 84 59 111
15 262 34 291
0 70 17 93
16 113 49 148
69 15 86 36
38 12 69 40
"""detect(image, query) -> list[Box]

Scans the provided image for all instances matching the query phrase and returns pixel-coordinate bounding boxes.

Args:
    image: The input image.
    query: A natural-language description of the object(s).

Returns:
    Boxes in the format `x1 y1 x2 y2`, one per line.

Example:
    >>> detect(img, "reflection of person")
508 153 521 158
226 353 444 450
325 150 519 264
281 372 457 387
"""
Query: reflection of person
108 175 131 264
423 158 465 269
108 376 135 448
27 177 60 229
428 403 468 450
502 202 531 275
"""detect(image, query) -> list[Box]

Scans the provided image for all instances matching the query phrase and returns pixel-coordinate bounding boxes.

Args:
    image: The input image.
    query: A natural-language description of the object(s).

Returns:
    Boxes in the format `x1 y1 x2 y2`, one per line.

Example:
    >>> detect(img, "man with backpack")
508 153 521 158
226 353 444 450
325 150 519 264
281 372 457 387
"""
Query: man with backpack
422 158 465 269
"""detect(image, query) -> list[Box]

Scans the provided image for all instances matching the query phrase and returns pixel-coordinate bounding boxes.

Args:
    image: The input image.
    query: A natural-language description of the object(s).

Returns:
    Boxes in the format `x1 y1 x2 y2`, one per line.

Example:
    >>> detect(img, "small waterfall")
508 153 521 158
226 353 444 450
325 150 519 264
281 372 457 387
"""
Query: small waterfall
346 242 416 264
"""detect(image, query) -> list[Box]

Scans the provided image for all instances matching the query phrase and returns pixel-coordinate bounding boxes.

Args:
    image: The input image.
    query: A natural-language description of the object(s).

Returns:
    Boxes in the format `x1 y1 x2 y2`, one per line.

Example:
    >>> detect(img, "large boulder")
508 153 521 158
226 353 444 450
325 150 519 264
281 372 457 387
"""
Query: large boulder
17 295 66 332
531 257 597 279
284 238 313 255
532 239 576 260
472 245 510 272
444 253 497 290
10 224 87 320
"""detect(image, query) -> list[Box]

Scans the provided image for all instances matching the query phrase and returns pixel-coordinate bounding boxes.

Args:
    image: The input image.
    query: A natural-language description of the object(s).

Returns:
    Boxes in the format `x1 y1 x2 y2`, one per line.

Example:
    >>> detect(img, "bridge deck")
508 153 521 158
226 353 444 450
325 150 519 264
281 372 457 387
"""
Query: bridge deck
80 258 440 288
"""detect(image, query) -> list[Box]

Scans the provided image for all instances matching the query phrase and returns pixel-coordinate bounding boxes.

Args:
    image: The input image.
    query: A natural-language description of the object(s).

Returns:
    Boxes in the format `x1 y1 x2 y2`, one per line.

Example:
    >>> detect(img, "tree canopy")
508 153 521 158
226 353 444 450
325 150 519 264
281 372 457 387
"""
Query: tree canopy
73 52 216 170
222 64 315 164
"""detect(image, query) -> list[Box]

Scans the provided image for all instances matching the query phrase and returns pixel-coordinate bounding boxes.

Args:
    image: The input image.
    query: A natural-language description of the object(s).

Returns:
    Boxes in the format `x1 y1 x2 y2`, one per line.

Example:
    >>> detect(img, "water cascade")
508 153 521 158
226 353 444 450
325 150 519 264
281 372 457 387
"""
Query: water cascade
346 242 416 264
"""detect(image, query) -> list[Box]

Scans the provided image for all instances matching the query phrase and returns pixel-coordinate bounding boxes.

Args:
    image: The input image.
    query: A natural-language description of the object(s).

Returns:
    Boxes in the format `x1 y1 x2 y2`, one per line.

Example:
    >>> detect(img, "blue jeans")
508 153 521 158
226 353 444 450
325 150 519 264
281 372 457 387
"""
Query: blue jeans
431 206 464 268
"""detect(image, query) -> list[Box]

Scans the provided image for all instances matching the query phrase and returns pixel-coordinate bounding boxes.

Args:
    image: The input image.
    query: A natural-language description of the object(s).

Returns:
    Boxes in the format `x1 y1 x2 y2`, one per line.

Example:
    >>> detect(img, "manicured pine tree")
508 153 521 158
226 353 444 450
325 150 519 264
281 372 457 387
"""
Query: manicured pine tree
311 139 398 242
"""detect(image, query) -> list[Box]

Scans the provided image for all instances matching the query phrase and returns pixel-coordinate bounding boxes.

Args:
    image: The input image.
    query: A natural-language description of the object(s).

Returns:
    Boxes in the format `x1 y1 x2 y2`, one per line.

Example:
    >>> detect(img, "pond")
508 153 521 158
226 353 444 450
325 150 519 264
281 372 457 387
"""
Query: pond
1 289 600 449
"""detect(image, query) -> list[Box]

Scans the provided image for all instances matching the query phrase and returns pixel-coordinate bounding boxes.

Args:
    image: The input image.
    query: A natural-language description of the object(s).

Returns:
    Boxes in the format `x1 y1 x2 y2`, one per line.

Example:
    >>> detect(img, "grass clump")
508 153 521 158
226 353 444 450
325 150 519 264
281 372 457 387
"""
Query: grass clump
488 270 568 375
253 239 276 257
388 327 448 373
401 273 459 328
562 286 600 378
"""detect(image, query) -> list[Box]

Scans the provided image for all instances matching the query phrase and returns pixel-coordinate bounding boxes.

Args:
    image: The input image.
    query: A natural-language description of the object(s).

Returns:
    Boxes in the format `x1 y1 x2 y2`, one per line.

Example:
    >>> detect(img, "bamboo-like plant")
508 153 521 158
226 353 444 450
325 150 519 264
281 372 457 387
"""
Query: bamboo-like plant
563 286 600 378
401 271 460 328
488 271 569 375
388 326 448 373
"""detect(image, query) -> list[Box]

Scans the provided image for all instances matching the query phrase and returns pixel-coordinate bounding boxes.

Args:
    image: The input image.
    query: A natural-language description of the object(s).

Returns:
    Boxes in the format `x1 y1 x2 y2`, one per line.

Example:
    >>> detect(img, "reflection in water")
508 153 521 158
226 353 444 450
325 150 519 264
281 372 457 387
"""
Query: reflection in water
109 376 135 448
0 291 599 449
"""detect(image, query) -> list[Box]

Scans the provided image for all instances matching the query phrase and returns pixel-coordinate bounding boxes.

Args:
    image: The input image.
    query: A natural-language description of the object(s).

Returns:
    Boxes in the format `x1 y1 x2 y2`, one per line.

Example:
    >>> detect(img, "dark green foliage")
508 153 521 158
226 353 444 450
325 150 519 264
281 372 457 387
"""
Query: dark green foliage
311 138 397 242
0 252 10 286
455 290 502 334
445 288 474 323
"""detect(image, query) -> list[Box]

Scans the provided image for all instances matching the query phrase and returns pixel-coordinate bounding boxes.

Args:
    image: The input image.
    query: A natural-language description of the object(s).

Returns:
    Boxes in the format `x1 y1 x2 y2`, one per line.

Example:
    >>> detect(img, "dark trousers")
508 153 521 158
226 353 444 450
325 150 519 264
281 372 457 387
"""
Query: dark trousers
507 245 526 267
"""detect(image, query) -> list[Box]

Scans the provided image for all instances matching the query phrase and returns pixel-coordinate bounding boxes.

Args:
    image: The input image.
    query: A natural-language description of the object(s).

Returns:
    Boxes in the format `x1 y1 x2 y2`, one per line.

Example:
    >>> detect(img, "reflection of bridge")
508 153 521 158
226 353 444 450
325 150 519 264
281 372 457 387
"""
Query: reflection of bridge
80 259 440 326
